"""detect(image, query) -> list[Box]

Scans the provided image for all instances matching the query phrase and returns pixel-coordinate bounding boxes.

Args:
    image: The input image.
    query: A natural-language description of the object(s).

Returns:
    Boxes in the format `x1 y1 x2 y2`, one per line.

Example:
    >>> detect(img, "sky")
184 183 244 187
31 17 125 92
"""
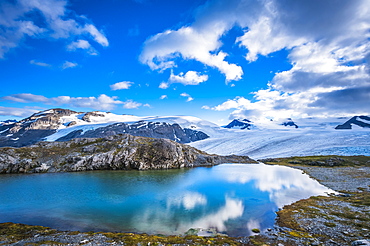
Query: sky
0 0 369 124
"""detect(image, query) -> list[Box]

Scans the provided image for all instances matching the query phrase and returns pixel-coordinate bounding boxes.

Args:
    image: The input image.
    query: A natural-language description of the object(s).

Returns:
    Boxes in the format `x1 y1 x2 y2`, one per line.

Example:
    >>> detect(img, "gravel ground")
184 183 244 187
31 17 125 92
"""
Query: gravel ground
4 233 123 246
294 166 370 192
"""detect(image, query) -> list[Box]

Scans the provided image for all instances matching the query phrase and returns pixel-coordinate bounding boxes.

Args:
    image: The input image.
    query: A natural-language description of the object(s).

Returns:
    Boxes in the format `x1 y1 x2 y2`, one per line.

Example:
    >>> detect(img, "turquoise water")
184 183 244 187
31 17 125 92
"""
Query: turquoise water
0 164 332 236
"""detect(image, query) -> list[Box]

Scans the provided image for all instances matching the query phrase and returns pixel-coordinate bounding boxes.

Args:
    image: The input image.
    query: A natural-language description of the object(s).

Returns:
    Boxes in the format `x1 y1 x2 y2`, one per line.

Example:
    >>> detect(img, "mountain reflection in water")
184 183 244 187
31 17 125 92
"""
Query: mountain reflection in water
0 164 333 236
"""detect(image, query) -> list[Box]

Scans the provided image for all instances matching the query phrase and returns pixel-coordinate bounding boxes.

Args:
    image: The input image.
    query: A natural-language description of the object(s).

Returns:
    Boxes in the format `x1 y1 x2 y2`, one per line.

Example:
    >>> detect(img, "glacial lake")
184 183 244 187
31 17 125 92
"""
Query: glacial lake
0 163 333 237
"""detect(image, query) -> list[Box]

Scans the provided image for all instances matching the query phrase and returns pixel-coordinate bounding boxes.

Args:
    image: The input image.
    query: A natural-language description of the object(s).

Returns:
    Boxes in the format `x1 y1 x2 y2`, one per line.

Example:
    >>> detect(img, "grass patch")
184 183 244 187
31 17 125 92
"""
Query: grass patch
0 222 56 242
101 232 241 245
259 155 370 167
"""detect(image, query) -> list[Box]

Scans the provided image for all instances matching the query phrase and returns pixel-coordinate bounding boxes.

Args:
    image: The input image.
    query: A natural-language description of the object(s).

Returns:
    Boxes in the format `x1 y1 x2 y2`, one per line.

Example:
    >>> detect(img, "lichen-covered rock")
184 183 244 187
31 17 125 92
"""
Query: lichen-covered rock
0 134 256 174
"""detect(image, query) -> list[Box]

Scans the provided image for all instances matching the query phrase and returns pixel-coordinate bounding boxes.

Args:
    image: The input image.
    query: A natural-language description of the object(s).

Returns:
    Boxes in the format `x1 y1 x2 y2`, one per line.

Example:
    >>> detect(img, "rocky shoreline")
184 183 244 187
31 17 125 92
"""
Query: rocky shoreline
258 156 370 246
0 155 369 245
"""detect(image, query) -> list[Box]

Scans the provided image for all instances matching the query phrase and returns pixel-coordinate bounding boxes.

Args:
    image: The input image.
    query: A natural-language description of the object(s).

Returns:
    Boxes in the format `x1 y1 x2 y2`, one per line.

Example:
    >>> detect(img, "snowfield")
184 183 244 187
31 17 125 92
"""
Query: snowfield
190 128 370 159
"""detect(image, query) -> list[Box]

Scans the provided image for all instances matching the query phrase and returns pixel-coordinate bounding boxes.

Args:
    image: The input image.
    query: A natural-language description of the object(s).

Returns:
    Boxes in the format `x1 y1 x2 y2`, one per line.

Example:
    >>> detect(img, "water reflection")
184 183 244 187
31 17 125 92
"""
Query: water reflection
167 192 207 210
208 164 333 207
0 164 333 237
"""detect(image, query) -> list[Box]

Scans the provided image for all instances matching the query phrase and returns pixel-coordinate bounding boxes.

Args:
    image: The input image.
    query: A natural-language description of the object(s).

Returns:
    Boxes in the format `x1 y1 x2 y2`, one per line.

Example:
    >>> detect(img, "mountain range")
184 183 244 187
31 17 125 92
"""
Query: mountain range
0 108 210 147
1 108 369 159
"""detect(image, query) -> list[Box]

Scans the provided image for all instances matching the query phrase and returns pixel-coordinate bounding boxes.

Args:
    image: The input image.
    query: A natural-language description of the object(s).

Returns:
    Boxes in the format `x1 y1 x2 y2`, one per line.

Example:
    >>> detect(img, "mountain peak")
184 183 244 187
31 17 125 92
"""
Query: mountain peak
224 119 253 130
281 119 299 128
335 116 370 129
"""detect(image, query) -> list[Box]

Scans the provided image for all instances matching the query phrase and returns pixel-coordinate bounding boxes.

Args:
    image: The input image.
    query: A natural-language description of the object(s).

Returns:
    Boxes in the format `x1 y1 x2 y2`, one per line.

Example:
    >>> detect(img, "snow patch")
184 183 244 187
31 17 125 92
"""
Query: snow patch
190 128 370 159
0 129 9 134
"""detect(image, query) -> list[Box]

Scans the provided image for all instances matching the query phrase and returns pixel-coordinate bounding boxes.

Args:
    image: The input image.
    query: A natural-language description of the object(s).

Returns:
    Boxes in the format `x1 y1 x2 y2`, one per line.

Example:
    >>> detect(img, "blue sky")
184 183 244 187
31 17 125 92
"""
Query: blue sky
0 0 369 124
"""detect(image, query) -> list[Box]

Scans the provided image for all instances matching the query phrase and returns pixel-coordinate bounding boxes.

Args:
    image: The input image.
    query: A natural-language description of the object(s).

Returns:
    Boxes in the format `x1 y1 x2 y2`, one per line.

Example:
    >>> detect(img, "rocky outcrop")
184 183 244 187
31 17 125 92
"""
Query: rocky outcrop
281 119 299 128
335 116 370 129
224 119 253 130
0 134 256 174
56 121 209 144
81 111 105 122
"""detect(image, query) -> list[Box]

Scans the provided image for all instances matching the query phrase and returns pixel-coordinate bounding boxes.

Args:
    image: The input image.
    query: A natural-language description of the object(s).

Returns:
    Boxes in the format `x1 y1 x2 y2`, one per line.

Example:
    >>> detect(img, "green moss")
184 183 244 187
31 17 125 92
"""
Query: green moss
324 222 336 227
101 232 241 245
251 228 260 233
261 155 370 167
287 230 313 238
0 222 56 242
248 235 270 245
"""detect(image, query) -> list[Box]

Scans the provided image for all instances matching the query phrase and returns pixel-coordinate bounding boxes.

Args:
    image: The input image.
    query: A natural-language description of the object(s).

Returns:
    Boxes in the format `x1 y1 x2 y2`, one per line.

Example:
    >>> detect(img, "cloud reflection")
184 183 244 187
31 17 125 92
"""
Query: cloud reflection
211 164 334 207
166 192 207 210
133 196 244 235
186 197 244 232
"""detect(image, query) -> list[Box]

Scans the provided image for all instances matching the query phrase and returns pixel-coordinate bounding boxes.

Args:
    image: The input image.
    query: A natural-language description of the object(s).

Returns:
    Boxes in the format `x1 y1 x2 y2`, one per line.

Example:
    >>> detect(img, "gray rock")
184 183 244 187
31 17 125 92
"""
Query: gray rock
352 240 370 246
0 134 256 174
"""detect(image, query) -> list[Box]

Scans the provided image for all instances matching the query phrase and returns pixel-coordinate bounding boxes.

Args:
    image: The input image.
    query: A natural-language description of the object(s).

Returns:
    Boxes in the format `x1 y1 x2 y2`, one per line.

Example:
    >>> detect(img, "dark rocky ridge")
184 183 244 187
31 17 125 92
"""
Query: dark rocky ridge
335 115 370 129
223 119 253 130
0 134 256 174
56 121 209 144
281 119 298 128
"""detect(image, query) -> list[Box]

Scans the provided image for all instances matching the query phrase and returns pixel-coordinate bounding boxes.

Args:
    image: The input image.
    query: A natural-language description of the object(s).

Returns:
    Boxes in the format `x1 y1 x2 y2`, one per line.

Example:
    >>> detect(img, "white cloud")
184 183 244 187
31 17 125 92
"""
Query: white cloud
67 40 98 55
180 92 194 102
2 93 124 111
30 60 51 67
61 61 78 70
0 106 40 118
0 0 108 58
169 70 208 85
183 0 370 119
84 24 109 47
140 24 243 81
67 40 91 50
123 100 142 109
160 95 168 99
1 93 49 103
158 82 169 89
110 81 134 90
52 94 123 111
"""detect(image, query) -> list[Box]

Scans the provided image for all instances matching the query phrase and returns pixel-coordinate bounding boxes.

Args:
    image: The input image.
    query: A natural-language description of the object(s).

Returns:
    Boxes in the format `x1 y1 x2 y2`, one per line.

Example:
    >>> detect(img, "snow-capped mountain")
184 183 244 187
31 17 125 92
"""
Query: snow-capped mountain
223 118 299 130
1 109 369 159
0 120 17 126
281 118 299 128
335 116 370 129
223 119 254 130
0 108 212 147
